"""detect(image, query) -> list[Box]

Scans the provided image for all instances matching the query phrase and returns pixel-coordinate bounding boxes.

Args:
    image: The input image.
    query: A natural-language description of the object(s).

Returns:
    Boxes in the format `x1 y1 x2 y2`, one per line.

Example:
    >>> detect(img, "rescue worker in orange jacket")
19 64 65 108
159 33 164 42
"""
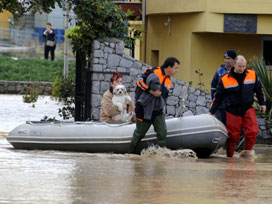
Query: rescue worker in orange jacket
128 57 180 154
209 55 266 157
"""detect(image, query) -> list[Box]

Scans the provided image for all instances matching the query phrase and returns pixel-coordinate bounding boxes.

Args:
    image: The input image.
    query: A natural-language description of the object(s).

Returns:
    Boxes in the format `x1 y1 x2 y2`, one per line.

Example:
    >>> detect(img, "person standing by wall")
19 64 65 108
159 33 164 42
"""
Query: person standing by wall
211 49 237 124
209 55 266 157
128 57 180 154
43 22 56 61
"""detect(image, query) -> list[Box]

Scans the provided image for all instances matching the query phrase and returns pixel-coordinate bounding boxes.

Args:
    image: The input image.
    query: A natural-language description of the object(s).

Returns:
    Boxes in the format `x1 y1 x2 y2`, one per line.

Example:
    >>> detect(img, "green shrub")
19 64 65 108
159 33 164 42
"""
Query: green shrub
23 84 39 103
52 67 76 120
251 58 272 121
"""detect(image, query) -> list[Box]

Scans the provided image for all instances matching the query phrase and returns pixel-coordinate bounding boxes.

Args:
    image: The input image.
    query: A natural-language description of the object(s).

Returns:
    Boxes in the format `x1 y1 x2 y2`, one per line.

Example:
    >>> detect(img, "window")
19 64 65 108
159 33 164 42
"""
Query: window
261 37 272 70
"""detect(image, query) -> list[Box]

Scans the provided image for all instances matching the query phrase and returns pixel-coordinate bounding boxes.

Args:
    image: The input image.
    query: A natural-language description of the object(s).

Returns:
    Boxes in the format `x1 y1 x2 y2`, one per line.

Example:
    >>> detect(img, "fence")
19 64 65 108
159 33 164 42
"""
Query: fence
0 27 66 47
0 27 38 47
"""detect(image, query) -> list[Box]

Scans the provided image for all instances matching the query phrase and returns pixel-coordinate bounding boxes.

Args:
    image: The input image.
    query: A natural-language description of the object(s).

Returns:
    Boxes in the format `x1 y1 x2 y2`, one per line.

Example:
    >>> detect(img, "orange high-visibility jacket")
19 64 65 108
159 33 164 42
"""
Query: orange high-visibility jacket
135 66 172 119
210 68 265 116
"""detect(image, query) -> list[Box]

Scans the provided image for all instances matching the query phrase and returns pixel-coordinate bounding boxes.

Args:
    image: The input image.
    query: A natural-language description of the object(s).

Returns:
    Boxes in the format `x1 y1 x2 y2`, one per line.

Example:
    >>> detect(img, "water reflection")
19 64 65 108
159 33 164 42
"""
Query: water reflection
216 158 257 203
1 140 272 203
1 93 272 203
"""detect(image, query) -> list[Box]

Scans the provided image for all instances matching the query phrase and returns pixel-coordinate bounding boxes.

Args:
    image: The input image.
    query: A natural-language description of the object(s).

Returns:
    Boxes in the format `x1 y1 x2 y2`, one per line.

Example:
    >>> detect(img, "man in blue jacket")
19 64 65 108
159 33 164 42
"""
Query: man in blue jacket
211 49 237 124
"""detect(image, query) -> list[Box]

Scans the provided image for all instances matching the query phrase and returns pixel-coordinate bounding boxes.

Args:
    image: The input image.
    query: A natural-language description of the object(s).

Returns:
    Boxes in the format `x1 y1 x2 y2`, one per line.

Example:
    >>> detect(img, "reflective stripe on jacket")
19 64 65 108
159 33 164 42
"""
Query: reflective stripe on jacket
135 66 171 120
136 67 171 92
210 68 265 116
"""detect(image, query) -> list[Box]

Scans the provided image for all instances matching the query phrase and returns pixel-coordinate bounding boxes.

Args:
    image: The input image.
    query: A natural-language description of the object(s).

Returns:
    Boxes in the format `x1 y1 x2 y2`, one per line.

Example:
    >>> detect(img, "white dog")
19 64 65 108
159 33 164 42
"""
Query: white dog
112 84 134 122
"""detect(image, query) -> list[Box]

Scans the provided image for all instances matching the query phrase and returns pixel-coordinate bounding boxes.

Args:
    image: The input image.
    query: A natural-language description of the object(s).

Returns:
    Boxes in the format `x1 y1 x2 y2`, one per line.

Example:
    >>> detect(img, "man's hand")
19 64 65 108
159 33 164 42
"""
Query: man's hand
149 90 161 97
208 112 213 115
260 105 266 113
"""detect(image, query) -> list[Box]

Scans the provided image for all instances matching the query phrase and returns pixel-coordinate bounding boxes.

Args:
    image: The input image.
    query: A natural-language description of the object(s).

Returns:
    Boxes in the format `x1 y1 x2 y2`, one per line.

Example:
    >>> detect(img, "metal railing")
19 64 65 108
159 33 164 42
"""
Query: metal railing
0 27 38 47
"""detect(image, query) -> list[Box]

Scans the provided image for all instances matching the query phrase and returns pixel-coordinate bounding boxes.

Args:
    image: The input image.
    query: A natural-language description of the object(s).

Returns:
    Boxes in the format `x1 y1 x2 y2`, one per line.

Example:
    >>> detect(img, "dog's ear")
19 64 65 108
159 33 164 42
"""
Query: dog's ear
124 88 127 95
113 87 117 95
121 85 127 94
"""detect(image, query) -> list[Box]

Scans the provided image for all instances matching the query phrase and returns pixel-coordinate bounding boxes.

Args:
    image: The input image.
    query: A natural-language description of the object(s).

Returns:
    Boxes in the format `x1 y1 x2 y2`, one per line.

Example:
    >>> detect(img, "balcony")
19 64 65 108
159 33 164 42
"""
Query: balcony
113 0 142 20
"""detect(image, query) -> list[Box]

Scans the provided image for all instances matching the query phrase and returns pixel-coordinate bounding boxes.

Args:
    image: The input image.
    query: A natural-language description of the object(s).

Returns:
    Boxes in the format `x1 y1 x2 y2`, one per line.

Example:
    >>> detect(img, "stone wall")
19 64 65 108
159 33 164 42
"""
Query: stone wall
1 38 270 142
0 80 53 95
90 38 271 143
90 38 212 120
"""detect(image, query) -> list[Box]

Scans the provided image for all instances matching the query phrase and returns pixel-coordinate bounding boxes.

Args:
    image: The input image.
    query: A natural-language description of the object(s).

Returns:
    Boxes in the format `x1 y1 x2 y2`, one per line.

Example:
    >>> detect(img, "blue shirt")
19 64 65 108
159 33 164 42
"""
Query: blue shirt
211 64 228 99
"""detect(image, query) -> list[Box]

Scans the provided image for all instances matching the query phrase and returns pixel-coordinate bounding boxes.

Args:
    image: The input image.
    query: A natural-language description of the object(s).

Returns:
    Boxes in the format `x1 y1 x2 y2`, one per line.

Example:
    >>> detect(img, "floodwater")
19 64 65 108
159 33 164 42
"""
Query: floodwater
1 95 272 204
0 94 63 134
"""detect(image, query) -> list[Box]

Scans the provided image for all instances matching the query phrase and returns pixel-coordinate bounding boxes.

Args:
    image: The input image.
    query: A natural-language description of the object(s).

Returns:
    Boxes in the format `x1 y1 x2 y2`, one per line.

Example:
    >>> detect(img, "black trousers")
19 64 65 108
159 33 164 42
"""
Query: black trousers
44 45 56 61
214 107 226 125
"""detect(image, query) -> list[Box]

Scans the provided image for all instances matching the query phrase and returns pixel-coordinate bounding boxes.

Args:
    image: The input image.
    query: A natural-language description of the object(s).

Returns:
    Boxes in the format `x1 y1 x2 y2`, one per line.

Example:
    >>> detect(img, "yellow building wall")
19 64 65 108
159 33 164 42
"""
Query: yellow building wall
0 11 12 28
128 20 143 61
146 0 272 15
190 33 262 91
146 13 206 82
199 12 272 34
145 13 266 91
258 15 272 34
144 0 272 92
146 0 206 15
207 0 272 14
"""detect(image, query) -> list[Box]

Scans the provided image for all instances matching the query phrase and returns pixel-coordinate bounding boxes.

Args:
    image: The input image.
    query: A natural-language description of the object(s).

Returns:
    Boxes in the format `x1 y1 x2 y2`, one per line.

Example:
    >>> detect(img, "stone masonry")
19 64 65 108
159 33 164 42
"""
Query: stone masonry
0 80 53 95
90 38 271 143
0 38 270 142
90 38 211 120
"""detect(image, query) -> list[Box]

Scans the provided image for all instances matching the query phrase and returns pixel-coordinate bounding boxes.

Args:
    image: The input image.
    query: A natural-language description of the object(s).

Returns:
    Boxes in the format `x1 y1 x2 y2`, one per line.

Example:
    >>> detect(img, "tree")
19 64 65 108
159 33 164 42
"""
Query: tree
0 0 62 18
66 0 131 121
1 0 131 121
1 0 130 53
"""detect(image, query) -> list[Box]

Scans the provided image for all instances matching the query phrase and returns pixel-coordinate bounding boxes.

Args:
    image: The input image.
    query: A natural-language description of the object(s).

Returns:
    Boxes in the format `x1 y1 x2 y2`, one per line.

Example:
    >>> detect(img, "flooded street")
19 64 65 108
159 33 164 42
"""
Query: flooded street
1 94 272 204
0 94 63 134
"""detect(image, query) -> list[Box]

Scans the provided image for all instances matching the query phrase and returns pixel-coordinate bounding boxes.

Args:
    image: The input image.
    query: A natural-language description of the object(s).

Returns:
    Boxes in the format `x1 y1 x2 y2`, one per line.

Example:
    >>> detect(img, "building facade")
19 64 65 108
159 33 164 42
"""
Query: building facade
142 0 272 91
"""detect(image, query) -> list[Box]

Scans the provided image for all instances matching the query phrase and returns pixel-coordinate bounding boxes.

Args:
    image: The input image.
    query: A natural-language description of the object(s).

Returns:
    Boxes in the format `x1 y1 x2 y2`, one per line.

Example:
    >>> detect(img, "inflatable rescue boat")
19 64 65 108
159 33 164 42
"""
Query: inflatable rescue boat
7 114 228 158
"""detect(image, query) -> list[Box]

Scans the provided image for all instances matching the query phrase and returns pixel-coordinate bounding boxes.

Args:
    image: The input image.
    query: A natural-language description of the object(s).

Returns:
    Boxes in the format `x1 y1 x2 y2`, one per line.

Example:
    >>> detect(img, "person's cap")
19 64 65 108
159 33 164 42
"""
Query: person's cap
224 50 237 59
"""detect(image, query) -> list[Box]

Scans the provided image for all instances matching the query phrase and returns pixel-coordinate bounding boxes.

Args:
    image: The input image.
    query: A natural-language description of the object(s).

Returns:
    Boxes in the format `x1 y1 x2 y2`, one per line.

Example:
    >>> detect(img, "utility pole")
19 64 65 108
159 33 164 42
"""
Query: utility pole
63 0 69 78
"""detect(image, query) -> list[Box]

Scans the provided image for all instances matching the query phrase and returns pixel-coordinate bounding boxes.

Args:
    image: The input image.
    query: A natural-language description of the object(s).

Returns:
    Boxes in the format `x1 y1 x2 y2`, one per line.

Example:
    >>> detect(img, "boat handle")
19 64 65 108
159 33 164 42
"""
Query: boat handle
212 137 221 144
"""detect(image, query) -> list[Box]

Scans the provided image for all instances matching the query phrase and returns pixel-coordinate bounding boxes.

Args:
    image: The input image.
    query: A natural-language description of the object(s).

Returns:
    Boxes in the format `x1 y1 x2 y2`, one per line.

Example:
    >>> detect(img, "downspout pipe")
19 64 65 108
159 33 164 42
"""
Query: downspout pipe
142 0 147 62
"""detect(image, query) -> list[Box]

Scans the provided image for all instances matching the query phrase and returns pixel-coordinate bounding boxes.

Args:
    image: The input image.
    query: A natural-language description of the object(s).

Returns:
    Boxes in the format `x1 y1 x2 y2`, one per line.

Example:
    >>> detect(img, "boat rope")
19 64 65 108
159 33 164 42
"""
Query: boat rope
95 121 132 127
26 120 132 127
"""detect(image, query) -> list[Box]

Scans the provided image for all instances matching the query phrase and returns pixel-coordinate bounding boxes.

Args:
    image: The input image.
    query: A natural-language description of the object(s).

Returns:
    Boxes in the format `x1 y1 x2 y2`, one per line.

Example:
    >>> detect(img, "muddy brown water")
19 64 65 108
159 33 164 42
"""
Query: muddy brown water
1 94 272 204
1 139 272 204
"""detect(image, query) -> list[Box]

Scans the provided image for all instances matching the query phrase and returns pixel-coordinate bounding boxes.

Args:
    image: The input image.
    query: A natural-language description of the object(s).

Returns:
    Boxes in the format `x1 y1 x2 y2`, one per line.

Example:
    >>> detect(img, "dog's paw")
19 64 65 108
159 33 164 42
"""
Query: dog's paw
125 95 132 102
123 112 134 122
117 104 123 112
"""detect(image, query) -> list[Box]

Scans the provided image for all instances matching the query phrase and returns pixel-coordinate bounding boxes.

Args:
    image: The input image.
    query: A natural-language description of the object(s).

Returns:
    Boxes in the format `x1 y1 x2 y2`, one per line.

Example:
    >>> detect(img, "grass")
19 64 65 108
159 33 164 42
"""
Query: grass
0 55 75 82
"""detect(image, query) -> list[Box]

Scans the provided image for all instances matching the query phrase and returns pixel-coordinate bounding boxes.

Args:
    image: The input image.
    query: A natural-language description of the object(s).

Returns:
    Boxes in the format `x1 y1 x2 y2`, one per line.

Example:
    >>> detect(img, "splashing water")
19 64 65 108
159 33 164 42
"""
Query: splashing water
140 145 198 159
239 150 257 160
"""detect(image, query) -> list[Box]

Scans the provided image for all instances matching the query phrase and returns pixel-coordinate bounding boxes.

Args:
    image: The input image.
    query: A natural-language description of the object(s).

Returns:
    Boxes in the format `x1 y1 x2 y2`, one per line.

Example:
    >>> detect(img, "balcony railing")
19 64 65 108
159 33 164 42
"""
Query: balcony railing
113 0 142 20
